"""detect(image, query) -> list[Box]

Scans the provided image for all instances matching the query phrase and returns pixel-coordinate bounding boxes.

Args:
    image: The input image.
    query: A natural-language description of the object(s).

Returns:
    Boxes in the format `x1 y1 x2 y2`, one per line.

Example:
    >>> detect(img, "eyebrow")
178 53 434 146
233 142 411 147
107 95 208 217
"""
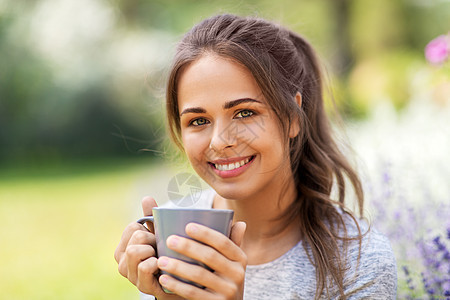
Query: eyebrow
223 98 262 109
180 98 262 116
179 107 206 116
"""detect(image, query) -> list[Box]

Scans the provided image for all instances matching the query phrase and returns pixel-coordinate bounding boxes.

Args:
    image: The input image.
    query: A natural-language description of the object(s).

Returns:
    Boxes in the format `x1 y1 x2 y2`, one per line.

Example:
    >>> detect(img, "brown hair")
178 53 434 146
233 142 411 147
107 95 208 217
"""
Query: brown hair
166 14 364 299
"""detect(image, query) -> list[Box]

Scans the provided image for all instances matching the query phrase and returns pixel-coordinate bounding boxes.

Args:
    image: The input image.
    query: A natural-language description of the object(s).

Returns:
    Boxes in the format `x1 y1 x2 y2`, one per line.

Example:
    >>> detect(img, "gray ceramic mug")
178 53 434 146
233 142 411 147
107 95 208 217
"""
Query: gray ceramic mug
137 207 234 292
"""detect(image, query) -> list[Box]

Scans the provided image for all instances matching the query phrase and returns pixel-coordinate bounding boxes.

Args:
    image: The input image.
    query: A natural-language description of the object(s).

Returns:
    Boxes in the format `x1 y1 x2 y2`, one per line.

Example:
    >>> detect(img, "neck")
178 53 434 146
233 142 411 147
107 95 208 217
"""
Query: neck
214 173 301 265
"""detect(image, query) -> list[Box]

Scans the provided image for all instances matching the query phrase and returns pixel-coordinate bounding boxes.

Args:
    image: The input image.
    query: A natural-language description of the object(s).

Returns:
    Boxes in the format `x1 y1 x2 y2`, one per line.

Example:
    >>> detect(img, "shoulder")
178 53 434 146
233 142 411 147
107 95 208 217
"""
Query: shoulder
344 214 395 265
341 214 397 299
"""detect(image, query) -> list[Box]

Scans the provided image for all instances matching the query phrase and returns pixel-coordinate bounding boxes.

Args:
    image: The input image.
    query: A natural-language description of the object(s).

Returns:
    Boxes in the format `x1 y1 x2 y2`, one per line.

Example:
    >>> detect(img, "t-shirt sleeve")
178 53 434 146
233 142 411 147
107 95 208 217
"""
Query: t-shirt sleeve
343 229 397 299
140 292 156 300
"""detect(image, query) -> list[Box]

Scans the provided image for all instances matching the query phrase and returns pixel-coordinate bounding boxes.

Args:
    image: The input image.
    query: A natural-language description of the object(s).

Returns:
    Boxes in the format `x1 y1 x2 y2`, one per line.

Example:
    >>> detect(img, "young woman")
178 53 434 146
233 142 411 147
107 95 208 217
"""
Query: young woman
114 14 397 299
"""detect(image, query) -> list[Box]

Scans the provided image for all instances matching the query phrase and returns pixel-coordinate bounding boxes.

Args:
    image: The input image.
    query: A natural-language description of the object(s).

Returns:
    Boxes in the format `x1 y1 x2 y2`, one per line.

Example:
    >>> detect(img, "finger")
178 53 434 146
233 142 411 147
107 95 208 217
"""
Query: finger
141 196 158 232
126 244 156 285
159 274 220 300
157 256 228 292
128 229 156 247
230 221 246 247
166 234 245 279
114 222 145 263
142 196 158 215
118 229 155 278
118 254 129 278
136 256 164 295
125 230 156 282
185 223 246 263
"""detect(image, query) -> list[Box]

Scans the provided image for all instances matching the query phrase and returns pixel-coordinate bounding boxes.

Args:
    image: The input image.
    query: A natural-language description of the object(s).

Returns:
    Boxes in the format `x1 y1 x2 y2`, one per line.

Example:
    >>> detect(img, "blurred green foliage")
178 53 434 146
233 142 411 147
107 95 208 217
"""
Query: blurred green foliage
0 159 154 299
1 0 449 163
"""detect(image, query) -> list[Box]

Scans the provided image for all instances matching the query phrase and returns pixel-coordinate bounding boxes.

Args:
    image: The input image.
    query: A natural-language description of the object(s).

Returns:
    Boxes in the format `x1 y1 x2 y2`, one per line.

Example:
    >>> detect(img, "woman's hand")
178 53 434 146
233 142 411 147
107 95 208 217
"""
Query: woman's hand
156 221 247 300
114 197 182 300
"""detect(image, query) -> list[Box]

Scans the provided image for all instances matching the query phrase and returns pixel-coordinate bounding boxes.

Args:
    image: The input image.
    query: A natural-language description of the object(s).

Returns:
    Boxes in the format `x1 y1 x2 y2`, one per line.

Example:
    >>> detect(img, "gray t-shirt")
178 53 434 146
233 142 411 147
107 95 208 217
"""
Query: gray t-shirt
141 190 397 299
244 218 397 299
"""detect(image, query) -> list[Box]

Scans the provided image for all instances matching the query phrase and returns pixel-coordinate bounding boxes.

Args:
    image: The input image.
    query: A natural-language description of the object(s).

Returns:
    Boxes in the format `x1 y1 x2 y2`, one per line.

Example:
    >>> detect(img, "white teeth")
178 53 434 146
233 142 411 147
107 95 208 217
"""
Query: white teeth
214 157 252 171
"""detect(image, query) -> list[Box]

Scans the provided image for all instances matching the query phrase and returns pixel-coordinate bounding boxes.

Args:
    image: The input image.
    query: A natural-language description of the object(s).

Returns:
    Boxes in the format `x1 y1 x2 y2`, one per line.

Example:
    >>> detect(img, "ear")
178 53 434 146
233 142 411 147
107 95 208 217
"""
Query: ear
289 92 302 138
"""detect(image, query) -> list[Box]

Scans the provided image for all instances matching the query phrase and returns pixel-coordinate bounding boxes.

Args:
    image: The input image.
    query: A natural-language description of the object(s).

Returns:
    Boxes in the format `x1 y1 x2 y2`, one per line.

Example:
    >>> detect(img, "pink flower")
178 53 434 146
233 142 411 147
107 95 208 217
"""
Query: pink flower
425 35 449 65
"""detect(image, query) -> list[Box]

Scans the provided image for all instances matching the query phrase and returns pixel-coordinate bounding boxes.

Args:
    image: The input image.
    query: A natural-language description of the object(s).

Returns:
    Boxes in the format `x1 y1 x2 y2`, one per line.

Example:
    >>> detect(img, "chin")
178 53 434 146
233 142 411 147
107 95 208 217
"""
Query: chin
211 183 254 201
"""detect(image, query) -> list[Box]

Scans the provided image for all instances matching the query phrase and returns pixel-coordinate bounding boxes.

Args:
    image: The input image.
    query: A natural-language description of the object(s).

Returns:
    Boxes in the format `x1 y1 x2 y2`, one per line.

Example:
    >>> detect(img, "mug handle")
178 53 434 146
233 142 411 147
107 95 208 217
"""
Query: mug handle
136 216 154 231
136 216 154 224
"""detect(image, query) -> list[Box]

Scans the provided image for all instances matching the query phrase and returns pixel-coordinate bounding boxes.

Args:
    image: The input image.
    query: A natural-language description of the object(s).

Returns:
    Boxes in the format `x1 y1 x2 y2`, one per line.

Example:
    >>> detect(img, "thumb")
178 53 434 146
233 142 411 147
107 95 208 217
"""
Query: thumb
141 196 158 216
230 221 246 247
141 196 158 232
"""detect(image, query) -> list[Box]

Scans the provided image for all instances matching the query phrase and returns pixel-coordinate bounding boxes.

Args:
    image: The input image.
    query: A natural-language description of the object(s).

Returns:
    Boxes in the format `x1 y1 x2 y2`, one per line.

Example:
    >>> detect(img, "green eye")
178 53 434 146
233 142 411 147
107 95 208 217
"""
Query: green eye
191 118 208 126
236 110 254 118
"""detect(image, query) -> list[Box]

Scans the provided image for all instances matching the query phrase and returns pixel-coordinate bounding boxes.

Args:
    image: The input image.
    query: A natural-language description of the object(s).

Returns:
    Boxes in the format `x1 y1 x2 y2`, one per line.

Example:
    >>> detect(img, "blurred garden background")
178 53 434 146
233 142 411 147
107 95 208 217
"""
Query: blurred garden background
0 0 449 299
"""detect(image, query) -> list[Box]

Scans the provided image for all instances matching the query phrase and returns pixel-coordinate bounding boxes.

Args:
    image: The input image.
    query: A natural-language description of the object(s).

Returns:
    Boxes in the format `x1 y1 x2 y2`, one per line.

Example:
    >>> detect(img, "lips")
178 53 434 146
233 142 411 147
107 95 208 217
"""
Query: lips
208 155 255 178
214 157 251 171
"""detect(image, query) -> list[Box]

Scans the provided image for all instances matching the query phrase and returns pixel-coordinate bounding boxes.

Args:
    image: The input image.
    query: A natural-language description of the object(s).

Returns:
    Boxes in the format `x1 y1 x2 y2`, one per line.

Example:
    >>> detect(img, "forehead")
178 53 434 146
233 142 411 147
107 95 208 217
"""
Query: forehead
177 54 263 108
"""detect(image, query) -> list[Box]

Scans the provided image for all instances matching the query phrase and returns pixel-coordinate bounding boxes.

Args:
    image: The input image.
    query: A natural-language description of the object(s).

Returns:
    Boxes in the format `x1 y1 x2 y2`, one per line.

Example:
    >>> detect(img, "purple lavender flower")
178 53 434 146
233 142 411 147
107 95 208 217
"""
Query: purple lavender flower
443 280 450 296
433 236 446 251
443 250 450 261
403 265 410 276
366 157 450 299
425 34 449 64
416 233 450 298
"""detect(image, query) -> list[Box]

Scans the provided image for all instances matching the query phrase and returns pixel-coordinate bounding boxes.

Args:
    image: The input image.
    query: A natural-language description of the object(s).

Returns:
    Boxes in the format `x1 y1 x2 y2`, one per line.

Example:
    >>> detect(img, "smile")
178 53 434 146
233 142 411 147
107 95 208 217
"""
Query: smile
213 156 252 171
208 155 255 178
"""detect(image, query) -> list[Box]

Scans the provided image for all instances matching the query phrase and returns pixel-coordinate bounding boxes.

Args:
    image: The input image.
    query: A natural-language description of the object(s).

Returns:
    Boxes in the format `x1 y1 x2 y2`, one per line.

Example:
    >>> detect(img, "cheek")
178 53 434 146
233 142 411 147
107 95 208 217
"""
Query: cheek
181 131 211 163
247 120 285 148
251 122 289 163
182 132 217 183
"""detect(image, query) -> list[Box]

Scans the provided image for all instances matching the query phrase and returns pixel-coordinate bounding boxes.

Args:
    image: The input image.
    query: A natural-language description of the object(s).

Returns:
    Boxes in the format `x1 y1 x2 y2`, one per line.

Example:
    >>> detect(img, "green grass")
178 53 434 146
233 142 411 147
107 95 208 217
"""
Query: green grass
0 158 163 300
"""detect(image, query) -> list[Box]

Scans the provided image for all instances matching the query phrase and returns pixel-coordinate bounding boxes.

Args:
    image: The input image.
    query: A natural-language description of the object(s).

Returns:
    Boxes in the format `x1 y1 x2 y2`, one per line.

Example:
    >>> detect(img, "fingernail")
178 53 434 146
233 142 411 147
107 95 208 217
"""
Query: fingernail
187 223 198 234
158 257 169 267
159 275 168 285
168 236 179 248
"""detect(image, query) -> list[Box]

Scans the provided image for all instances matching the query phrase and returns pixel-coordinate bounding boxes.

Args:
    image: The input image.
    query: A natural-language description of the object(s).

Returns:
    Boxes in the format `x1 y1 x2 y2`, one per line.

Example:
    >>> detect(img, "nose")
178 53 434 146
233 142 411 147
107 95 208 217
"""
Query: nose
209 120 237 152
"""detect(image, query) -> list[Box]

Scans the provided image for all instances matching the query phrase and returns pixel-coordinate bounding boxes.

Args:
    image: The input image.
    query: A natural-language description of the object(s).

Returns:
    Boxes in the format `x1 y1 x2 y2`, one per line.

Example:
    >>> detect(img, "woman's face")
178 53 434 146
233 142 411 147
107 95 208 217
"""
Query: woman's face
177 54 292 200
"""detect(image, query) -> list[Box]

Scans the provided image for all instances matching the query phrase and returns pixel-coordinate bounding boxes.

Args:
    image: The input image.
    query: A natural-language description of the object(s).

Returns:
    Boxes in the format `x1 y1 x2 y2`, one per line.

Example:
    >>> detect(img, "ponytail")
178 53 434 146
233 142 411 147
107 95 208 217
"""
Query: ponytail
284 30 365 299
